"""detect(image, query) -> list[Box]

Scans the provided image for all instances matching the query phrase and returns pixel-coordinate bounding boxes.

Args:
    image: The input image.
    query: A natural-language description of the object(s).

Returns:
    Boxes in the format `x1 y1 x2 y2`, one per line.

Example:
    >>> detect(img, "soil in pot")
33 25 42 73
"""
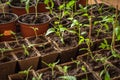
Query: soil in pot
76 72 98 80
77 53 103 71
7 39 28 50
97 66 120 80
19 14 49 24
8 70 35 80
27 35 48 45
36 68 63 80
59 61 89 76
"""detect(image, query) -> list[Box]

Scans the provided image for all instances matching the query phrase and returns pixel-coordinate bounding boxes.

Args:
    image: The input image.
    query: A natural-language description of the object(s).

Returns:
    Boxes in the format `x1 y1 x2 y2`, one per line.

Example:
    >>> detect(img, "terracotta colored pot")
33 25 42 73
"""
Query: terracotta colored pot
37 2 49 13
77 0 88 6
18 13 51 38
10 3 35 16
0 13 18 42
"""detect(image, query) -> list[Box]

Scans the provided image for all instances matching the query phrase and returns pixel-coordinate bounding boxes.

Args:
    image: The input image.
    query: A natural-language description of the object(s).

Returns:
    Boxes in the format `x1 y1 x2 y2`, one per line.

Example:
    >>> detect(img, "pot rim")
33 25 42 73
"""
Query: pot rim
9 2 35 8
18 13 51 25
0 12 18 25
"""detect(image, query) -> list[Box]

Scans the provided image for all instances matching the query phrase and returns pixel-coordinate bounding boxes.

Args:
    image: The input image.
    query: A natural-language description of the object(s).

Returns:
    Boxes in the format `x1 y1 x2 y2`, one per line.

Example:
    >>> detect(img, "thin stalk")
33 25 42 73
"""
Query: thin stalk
35 5 38 18
111 5 118 49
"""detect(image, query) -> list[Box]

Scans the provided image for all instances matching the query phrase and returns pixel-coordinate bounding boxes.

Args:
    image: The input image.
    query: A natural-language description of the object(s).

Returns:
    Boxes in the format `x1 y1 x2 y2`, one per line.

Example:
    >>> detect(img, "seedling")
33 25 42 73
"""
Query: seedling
19 66 32 80
96 56 111 80
30 27 39 39
44 0 54 14
71 59 80 72
81 65 88 80
22 44 29 57
0 0 9 17
59 75 77 80
56 65 70 76
10 31 20 45
33 0 39 18
42 60 59 78
0 48 11 60
32 73 43 80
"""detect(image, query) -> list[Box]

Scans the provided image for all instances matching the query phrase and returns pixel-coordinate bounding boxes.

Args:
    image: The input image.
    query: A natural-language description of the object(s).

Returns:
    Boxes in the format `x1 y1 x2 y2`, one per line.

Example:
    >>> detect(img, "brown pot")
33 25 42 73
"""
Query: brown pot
0 13 18 42
8 70 36 80
18 13 51 38
37 2 49 13
0 52 17 80
13 47 40 71
34 42 59 68
10 0 35 16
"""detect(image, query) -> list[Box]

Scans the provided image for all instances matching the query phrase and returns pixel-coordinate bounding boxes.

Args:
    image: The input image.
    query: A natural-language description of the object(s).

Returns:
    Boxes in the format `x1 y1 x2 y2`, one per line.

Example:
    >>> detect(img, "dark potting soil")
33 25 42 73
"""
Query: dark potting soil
0 55 14 63
112 61 120 69
37 70 62 80
80 53 103 71
0 13 16 24
19 14 49 24
28 36 48 44
8 40 28 49
35 43 56 55
16 49 37 60
77 72 97 80
10 0 33 7
0 42 8 48
1 0 8 3
67 62 89 76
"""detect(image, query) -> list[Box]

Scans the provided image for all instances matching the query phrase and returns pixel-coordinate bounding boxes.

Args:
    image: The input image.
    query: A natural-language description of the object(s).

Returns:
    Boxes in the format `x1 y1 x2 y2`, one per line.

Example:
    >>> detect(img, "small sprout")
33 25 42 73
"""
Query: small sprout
22 44 29 56
19 66 32 80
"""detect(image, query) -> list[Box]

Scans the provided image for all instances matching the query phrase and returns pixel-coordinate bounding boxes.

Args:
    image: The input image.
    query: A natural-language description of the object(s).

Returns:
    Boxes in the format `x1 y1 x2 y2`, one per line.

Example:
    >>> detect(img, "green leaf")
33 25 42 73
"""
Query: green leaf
100 70 105 77
44 0 49 4
46 28 55 36
81 65 86 72
105 71 110 80
115 26 120 40
59 3 65 10
59 76 77 80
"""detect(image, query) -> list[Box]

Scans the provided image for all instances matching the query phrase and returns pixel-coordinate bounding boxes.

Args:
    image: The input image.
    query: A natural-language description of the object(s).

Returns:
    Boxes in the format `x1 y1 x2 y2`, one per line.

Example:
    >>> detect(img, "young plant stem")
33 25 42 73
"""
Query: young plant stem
111 5 118 49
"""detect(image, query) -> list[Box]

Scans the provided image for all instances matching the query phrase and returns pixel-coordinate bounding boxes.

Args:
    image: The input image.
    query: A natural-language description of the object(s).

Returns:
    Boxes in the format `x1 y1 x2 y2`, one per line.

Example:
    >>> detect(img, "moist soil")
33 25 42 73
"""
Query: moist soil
35 43 57 55
8 40 28 49
15 48 37 60
0 54 14 64
10 0 33 7
79 53 103 71
0 13 16 24
28 36 48 44
19 14 49 24
37 69 62 80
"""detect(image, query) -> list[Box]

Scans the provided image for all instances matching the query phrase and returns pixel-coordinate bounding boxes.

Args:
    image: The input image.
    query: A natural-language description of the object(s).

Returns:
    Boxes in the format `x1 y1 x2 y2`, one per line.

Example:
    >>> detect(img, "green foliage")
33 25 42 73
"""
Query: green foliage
56 65 70 76
59 76 77 80
44 0 54 14
32 73 43 80
19 66 32 80
99 39 110 50
42 60 59 77
22 44 29 56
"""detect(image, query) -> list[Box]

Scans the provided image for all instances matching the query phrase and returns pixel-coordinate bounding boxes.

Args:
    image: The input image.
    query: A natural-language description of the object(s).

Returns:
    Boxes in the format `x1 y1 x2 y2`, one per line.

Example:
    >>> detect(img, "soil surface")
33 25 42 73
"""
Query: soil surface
19 14 49 24
0 13 16 24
